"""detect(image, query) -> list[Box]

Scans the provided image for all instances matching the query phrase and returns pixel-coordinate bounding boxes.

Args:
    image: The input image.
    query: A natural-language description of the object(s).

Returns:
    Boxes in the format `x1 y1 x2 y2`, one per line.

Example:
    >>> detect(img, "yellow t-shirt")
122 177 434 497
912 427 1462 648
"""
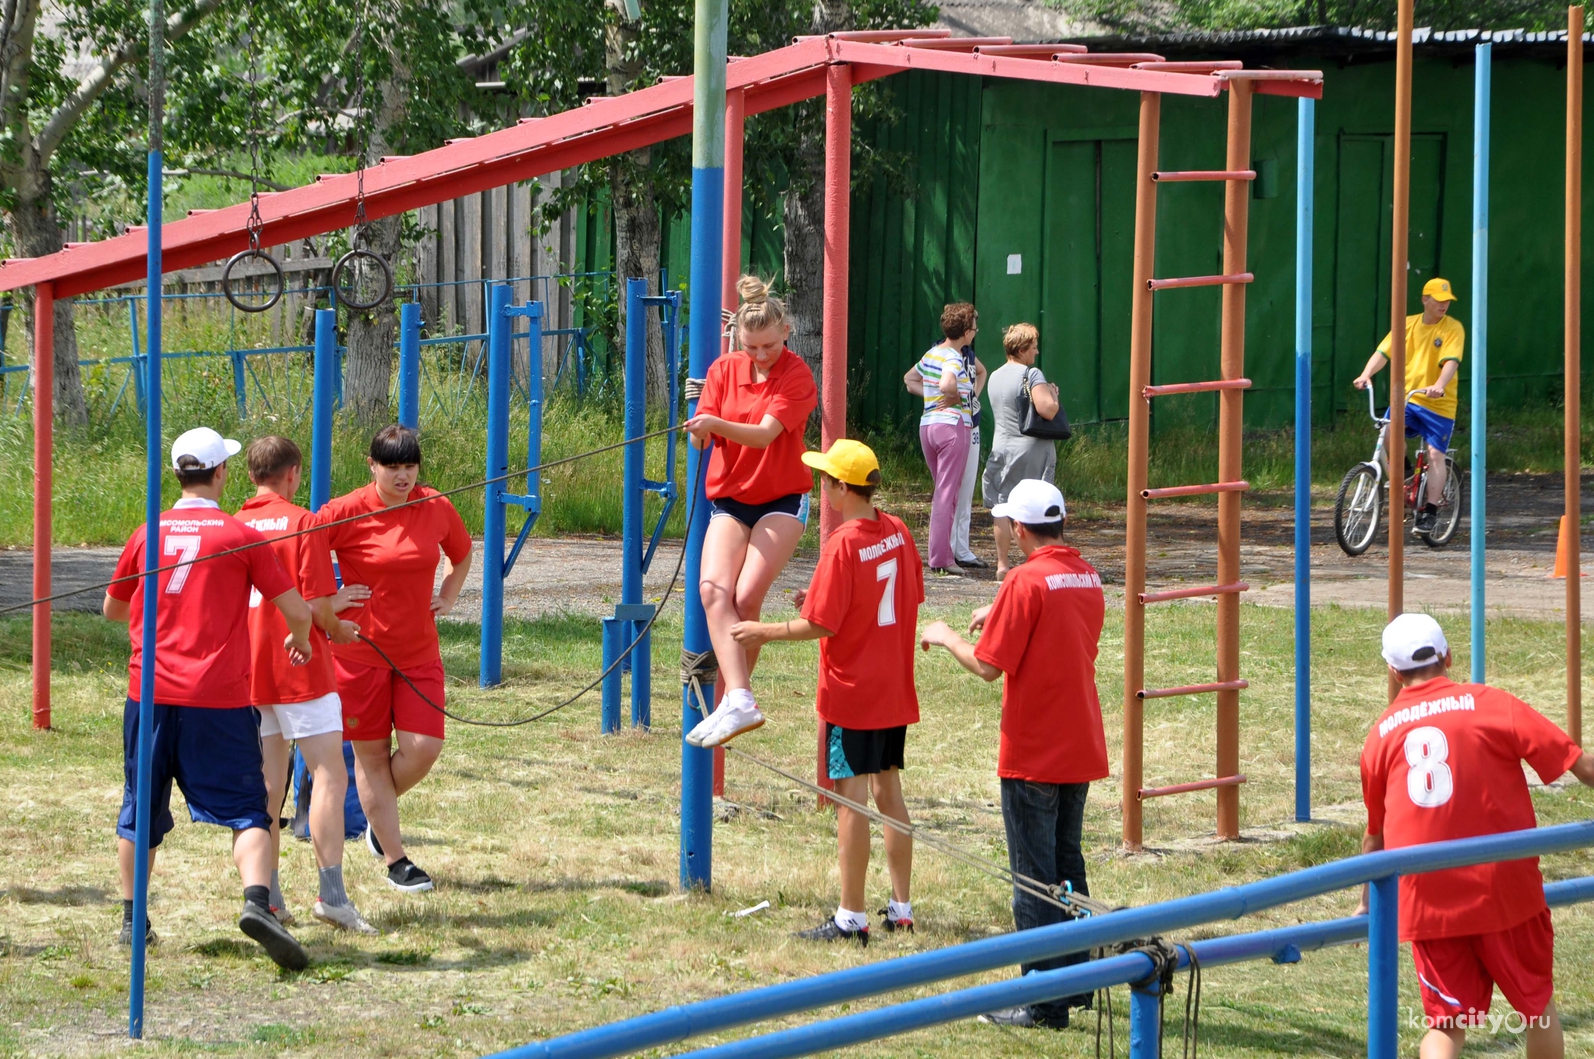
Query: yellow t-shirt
1376 313 1465 420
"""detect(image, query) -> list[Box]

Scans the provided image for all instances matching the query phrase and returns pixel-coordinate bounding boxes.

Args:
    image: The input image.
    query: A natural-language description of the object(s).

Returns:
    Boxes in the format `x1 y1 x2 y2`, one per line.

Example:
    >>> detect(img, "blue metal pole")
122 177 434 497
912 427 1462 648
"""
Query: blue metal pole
1471 43 1491 683
681 0 727 892
129 144 163 1044
1295 96 1315 823
481 284 511 688
310 309 336 513
398 301 421 430
632 624 652 729
624 278 646 612
601 618 624 733
526 303 544 518
1367 874 1400 1059
1128 980 1161 1059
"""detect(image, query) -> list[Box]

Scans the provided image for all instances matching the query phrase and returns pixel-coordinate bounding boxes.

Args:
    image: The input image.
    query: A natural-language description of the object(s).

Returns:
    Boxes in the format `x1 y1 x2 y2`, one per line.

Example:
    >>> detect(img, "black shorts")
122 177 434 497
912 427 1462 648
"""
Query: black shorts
825 722 907 780
709 491 810 529
117 699 271 846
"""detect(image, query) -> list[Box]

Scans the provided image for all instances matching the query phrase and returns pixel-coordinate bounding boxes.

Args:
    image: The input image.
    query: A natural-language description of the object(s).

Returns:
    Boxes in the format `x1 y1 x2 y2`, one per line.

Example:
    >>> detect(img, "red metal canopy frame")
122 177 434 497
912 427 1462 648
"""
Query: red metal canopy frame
15 31 1321 748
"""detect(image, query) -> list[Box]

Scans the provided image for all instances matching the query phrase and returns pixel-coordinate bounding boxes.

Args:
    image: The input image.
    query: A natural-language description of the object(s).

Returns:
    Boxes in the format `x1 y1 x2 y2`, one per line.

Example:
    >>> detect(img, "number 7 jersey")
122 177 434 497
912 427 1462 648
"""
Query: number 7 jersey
1360 676 1583 940
800 509 924 730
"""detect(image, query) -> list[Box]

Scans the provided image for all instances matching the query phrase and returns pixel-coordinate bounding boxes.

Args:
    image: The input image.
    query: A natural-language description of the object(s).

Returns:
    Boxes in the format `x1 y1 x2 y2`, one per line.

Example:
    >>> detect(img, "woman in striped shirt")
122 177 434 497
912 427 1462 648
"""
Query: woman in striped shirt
914 303 978 573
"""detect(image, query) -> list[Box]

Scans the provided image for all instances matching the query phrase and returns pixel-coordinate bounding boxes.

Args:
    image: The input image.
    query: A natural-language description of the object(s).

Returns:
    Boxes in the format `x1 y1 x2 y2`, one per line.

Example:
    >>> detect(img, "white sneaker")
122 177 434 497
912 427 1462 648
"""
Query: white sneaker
685 709 720 747
314 899 379 935
699 701 766 748
270 903 297 927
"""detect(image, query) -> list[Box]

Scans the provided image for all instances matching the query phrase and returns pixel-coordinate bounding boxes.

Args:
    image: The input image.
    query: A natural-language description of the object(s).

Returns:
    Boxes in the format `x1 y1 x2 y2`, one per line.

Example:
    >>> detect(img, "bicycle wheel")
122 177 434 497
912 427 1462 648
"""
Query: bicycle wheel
1422 460 1465 546
1335 464 1382 556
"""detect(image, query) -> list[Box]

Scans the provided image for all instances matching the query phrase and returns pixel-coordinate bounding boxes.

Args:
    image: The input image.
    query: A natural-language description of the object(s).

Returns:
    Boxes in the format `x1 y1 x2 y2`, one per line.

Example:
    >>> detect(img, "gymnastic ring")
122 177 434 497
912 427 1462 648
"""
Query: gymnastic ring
221 248 285 313
332 247 393 312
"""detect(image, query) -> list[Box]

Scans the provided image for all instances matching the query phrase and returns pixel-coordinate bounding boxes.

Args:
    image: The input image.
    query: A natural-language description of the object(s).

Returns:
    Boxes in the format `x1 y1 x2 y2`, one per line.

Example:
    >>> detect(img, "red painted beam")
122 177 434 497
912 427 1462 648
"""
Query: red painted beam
1139 774 1247 800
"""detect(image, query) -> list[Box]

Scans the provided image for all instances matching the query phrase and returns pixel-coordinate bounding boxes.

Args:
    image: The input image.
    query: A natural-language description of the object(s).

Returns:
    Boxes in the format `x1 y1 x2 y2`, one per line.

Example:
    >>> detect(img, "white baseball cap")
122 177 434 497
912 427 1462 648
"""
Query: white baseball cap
991 479 1066 524
170 426 241 471
1381 613 1449 671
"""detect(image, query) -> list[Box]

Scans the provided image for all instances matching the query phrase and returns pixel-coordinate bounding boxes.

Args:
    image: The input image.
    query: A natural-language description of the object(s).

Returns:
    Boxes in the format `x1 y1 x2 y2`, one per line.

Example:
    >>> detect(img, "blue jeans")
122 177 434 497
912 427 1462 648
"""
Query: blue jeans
1000 778 1093 1020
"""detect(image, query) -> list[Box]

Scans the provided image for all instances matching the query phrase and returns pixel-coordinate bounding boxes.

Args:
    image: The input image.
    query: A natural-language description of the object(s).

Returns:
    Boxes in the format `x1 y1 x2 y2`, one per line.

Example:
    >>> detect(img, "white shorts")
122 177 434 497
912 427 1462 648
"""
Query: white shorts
256 692 344 741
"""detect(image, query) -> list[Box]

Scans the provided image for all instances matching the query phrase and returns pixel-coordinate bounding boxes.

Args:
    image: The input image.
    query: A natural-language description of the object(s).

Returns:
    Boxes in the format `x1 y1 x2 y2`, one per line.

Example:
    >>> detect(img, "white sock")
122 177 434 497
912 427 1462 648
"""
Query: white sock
834 907 869 932
887 899 912 921
726 688 757 712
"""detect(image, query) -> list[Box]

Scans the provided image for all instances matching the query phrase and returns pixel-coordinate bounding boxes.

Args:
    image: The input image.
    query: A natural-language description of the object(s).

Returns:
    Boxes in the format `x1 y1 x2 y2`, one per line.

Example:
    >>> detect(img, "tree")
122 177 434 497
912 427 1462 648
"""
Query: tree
0 0 225 425
1071 0 1572 34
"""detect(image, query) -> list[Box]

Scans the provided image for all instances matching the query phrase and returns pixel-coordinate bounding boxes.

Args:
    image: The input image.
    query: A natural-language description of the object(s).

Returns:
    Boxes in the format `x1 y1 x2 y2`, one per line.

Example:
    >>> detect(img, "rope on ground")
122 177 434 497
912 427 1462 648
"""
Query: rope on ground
1 425 684 617
351 452 705 728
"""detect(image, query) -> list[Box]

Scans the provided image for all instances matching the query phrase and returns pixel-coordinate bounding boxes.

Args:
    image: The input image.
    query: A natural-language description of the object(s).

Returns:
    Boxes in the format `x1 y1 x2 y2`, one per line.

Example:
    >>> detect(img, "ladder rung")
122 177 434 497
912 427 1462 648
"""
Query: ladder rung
1139 582 1249 604
1148 272 1254 291
1152 169 1256 183
1139 774 1248 800
1144 378 1252 398
1138 679 1249 700
1143 480 1250 500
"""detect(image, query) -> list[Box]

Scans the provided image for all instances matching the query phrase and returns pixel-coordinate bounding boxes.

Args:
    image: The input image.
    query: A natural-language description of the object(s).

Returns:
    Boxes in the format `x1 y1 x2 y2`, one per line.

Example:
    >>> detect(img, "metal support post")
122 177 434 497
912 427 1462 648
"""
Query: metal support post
602 618 624 733
481 284 513 688
1216 82 1253 842
1565 6 1583 744
1388 0 1414 702
681 0 727 891
311 309 337 512
1367 874 1400 1059
398 301 421 430
1472 43 1491 684
1122 91 1161 851
31 282 53 730
1294 96 1315 822
819 63 852 546
1128 979 1162 1059
228 348 247 417
604 278 655 731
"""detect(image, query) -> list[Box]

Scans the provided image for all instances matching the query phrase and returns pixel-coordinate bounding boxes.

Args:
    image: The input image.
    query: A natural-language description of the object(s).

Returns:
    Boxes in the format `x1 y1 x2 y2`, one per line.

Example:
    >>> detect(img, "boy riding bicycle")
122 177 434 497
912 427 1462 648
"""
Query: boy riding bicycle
1352 277 1464 535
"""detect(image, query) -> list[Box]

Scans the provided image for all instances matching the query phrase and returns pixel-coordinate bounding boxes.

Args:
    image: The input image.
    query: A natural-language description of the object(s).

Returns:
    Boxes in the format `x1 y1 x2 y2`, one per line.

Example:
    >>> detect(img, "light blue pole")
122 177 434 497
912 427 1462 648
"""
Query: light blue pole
1471 43 1491 683
681 0 727 892
310 310 337 513
1295 97 1315 823
398 301 421 430
481 284 512 688
601 619 624 733
1367 874 1400 1059
130 144 163 1044
622 278 649 729
1128 980 1161 1059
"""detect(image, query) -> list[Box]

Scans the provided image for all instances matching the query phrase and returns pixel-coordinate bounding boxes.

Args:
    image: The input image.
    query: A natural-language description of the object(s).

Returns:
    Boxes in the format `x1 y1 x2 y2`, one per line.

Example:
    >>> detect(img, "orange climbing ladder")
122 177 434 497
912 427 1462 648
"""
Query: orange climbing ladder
1122 79 1267 850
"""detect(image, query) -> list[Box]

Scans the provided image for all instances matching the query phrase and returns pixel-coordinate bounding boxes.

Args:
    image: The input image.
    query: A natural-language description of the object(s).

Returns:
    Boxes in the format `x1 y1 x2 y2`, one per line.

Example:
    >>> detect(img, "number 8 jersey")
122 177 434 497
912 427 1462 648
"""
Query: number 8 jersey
800 509 924 730
1360 676 1584 940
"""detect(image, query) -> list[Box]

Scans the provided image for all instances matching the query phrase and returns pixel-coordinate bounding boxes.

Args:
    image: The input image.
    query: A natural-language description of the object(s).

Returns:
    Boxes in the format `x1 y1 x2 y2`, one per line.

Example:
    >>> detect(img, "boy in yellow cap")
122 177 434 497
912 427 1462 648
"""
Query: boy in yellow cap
731 439 924 944
1352 277 1464 535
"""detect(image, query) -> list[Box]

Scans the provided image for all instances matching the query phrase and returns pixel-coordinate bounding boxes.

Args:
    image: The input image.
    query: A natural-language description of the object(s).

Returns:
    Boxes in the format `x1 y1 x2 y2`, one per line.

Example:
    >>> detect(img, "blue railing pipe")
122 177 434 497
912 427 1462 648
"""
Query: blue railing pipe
310 309 337 513
490 821 1594 1059
1471 43 1492 683
1129 979 1161 1059
398 301 421 430
480 284 512 687
1368 874 1400 1059
1295 95 1315 822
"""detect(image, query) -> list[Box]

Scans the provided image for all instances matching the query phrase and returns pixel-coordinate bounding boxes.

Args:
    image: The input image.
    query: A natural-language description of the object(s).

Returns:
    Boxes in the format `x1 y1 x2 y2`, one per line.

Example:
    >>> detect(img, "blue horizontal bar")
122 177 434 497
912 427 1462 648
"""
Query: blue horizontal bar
490 823 1594 1059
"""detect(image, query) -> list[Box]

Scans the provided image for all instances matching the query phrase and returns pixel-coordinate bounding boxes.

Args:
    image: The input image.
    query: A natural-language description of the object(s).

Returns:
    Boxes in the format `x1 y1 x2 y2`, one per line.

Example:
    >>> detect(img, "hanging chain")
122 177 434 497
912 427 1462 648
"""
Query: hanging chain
348 0 373 246
243 21 266 253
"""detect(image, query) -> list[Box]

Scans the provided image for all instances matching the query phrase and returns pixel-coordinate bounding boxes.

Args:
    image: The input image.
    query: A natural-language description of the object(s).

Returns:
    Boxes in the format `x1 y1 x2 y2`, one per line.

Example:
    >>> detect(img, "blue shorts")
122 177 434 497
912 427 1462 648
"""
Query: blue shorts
1398 403 1455 452
117 699 271 846
709 491 809 529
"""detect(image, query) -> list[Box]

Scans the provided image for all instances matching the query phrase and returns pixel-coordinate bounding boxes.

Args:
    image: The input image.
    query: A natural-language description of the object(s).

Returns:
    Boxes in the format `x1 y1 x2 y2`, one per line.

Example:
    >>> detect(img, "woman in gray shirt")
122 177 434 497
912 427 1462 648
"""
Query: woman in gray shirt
981 323 1061 579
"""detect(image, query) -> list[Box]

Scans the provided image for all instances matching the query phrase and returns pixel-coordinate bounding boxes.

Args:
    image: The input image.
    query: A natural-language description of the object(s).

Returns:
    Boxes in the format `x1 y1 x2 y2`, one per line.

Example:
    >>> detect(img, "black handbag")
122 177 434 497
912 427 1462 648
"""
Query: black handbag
1020 368 1071 440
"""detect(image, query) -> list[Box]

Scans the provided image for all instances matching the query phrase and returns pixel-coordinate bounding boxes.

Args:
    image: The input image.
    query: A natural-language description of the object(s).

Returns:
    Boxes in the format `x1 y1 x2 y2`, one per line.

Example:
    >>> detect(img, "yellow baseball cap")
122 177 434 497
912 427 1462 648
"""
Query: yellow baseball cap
1422 278 1457 302
801 439 881 487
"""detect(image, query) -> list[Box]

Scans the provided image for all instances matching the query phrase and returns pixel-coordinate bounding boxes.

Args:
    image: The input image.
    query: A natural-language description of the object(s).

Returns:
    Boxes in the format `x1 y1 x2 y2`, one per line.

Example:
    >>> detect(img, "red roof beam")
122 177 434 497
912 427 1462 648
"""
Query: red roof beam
974 44 1089 57
1132 60 1243 72
827 40 1225 97
797 29 949 42
1052 52 1167 66
896 36 1013 50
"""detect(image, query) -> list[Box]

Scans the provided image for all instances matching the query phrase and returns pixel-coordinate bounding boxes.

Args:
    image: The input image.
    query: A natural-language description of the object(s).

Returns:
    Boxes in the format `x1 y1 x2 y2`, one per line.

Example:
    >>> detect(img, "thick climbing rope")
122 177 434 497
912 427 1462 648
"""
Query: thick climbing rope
1 425 683 617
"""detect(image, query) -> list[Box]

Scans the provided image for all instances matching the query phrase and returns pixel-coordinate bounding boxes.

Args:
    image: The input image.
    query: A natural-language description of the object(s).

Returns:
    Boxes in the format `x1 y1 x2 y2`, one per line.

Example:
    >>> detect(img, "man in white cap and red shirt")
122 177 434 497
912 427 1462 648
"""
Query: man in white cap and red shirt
919 478 1107 1030
103 426 317 971
1358 613 1594 1059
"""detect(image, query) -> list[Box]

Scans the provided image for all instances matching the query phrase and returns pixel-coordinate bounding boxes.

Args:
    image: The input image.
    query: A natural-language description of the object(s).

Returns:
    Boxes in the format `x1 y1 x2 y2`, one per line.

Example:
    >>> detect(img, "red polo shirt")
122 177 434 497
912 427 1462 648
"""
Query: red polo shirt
801 510 923 730
973 545 1109 785
238 492 338 705
697 348 817 504
1361 677 1582 941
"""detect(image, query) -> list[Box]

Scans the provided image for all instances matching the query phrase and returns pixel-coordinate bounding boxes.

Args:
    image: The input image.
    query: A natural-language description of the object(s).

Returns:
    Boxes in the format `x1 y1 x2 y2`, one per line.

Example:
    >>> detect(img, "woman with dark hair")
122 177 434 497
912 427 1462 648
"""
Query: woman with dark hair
316 424 472 894
681 275 819 749
912 303 979 574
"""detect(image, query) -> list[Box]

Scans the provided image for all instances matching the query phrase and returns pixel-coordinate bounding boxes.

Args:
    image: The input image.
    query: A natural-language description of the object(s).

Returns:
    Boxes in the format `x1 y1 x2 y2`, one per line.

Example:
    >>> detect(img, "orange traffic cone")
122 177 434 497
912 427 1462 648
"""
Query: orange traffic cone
1551 515 1588 578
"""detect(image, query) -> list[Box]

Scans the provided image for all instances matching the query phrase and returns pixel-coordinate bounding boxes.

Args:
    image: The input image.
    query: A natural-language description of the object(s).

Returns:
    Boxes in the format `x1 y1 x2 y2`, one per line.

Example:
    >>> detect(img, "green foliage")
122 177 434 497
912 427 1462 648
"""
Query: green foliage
1074 0 1578 34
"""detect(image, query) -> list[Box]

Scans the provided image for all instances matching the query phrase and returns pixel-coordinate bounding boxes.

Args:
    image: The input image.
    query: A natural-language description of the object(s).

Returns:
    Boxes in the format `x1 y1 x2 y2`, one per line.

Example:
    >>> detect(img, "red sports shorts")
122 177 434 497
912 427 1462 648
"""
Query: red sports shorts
333 656 446 741
1411 909 1555 1027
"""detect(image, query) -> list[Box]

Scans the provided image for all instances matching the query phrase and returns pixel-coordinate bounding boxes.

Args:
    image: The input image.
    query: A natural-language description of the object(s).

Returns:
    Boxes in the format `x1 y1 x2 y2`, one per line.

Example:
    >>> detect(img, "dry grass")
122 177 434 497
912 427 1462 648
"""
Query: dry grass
1 602 1592 1058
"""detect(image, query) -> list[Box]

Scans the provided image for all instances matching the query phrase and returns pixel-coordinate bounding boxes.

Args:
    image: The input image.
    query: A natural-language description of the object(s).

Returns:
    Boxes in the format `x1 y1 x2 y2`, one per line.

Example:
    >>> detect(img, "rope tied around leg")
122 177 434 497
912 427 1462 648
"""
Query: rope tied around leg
1094 936 1183 1059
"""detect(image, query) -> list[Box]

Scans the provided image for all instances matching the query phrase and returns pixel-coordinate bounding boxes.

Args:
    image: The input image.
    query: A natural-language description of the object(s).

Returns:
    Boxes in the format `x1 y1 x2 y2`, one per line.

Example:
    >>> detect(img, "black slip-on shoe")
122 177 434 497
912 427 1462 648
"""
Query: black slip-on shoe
386 860 434 893
238 903 309 971
794 918 868 947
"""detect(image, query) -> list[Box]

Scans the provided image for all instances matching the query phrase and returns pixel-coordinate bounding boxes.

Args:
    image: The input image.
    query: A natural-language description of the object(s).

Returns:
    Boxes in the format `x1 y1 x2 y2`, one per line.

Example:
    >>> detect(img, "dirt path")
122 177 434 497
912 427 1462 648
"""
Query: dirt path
3 473 1588 623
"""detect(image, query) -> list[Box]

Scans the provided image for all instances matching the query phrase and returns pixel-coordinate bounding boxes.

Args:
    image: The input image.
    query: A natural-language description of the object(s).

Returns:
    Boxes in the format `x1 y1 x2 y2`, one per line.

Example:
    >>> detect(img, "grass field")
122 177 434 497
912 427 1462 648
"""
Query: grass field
2 600 1592 1058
